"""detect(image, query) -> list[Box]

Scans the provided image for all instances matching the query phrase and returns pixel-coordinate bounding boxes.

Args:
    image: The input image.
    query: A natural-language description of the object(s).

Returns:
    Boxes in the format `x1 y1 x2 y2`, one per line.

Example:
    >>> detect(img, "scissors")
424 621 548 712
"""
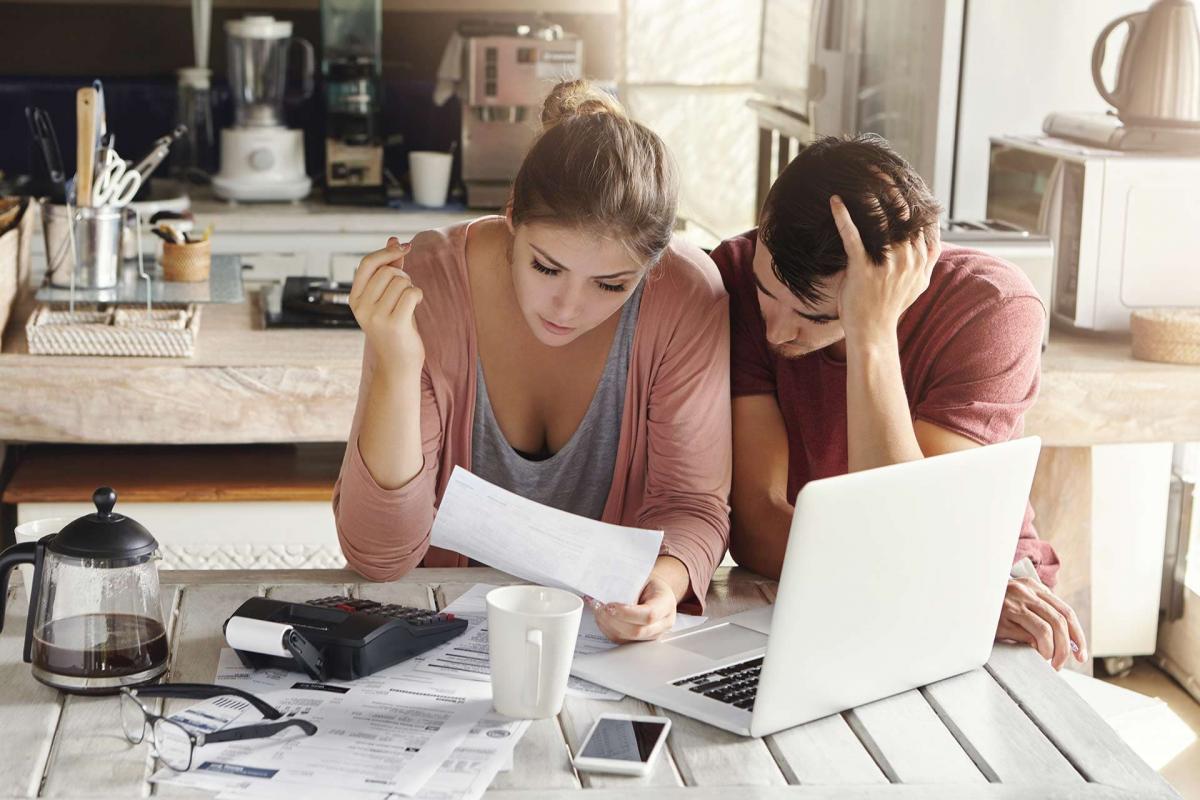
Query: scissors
24 106 67 202
92 148 142 207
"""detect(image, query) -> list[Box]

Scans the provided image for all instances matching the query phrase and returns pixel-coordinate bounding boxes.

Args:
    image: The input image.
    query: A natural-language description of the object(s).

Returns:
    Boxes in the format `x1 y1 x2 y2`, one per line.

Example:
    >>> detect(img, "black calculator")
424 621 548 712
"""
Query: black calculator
224 594 468 682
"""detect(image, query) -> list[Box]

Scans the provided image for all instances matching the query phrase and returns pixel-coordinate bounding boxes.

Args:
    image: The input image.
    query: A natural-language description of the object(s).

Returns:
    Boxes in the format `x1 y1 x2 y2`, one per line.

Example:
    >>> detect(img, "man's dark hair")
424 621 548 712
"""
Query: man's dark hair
759 134 943 305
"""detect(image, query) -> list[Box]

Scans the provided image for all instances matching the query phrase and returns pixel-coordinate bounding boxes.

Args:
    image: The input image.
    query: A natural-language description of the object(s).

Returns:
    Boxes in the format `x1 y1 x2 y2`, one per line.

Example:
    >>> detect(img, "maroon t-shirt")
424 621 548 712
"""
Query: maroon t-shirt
712 230 1060 587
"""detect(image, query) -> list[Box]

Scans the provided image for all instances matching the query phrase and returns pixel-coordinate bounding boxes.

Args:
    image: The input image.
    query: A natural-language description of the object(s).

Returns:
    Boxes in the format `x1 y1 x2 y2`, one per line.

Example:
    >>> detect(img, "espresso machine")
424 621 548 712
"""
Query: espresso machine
321 0 386 204
213 15 315 202
459 22 583 208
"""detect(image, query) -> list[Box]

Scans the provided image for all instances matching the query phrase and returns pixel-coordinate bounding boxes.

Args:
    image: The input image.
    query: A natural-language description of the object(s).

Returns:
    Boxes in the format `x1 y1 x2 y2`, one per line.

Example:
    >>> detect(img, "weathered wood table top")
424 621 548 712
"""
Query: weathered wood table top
0 567 1179 799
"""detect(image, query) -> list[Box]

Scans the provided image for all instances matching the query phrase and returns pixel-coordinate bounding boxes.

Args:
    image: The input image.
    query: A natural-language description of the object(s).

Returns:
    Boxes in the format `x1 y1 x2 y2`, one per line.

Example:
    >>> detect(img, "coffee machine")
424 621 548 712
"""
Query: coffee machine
459 23 583 208
321 0 386 204
212 15 315 202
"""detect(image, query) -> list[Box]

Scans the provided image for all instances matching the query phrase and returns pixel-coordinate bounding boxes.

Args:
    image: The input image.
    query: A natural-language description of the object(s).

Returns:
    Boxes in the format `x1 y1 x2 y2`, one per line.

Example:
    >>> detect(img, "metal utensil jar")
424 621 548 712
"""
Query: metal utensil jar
42 204 122 289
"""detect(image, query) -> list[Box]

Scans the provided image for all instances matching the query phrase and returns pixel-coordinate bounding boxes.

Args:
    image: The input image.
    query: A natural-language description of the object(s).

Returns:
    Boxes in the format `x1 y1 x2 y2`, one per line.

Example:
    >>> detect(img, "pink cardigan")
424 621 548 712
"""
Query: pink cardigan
333 219 732 612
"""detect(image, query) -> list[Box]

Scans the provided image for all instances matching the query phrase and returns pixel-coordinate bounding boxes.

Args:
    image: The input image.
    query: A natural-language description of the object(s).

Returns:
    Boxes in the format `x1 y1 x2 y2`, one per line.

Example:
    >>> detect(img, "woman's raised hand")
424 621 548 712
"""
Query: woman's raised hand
349 237 426 374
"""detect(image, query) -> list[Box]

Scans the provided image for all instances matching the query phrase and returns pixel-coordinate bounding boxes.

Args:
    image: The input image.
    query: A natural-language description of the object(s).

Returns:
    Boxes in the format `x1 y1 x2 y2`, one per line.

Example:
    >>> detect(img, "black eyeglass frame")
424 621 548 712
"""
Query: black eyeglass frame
119 682 317 771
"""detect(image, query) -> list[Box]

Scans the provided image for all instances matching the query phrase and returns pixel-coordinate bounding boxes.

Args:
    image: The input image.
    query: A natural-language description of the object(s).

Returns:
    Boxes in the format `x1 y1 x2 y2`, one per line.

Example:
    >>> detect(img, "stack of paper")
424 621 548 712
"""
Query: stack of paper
151 583 704 799
152 465 695 798
151 646 520 800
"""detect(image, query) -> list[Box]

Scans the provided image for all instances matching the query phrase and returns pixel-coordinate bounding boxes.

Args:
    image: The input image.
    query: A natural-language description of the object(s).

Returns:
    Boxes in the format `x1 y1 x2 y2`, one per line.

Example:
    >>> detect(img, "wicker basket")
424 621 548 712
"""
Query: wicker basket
26 303 202 357
161 239 211 282
1131 309 1200 366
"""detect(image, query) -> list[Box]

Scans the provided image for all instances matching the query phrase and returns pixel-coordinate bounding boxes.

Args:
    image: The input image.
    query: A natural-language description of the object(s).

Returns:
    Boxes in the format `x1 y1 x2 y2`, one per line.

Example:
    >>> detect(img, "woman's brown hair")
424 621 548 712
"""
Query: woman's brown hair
510 80 678 266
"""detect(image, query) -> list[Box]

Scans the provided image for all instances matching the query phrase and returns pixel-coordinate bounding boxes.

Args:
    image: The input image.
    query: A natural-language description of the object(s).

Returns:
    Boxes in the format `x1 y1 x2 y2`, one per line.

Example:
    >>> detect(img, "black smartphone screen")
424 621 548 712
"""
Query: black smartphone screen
580 718 667 762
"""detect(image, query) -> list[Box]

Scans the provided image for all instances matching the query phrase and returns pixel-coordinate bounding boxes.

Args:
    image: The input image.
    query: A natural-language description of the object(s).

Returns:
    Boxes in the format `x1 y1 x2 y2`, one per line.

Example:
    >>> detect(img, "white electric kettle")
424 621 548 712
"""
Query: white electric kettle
1093 0 1200 128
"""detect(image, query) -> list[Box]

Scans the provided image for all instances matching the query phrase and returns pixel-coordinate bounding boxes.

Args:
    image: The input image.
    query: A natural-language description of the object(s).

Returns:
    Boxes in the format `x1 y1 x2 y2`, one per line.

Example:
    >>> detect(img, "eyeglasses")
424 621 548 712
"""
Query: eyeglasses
119 682 317 772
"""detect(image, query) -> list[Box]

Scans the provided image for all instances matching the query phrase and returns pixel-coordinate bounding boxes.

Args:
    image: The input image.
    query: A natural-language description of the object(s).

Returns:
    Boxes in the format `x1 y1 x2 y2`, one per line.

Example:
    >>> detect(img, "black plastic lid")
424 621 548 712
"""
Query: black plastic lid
49 487 159 562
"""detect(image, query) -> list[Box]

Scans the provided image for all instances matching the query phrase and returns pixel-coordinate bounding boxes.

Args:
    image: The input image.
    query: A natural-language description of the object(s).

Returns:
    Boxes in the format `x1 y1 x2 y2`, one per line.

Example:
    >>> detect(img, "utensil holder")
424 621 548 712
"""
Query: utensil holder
161 238 211 282
42 204 122 289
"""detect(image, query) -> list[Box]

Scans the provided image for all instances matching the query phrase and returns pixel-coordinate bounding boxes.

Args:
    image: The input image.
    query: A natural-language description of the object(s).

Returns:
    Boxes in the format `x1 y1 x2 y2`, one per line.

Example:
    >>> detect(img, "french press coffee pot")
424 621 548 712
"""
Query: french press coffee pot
0 488 168 693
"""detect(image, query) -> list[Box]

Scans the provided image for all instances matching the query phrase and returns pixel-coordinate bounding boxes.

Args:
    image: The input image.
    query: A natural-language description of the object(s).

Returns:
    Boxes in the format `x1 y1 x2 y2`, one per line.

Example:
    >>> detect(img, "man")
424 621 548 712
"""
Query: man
714 134 1087 670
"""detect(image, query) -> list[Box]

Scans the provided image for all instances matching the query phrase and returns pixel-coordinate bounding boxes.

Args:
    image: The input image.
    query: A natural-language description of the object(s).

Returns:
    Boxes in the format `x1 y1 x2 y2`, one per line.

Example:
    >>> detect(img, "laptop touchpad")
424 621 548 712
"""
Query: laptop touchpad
665 623 767 660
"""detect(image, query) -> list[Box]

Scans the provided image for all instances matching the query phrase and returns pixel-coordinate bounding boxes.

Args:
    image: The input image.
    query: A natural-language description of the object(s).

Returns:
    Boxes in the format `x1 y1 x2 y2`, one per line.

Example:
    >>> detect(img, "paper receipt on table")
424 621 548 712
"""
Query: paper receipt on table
429 466 663 605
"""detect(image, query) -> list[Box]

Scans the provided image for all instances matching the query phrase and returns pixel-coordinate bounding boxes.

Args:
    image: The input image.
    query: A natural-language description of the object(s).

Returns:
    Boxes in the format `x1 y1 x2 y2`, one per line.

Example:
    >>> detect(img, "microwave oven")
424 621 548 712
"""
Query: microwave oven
986 135 1200 332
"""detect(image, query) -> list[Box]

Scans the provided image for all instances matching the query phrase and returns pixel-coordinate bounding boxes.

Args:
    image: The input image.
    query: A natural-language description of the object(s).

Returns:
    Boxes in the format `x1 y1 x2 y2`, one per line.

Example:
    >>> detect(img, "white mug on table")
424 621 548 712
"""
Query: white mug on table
486 585 583 719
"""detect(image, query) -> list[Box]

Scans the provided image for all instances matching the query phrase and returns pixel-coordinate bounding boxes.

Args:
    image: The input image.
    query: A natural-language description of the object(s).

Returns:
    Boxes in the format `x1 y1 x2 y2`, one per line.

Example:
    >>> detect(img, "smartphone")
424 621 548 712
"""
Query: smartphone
573 714 672 776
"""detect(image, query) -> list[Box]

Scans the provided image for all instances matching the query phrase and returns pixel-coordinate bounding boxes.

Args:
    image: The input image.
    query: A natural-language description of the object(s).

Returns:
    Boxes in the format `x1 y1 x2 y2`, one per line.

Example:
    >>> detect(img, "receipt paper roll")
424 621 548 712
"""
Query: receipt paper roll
225 616 294 657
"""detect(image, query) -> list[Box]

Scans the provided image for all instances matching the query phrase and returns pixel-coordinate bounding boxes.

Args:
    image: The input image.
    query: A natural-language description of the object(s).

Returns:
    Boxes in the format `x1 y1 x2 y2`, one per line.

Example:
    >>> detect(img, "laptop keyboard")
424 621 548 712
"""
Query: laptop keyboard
670 657 763 711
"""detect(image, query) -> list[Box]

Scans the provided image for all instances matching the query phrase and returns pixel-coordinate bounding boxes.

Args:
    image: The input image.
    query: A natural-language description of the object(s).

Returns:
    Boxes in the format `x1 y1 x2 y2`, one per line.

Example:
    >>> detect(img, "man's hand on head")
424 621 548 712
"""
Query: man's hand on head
830 194 941 349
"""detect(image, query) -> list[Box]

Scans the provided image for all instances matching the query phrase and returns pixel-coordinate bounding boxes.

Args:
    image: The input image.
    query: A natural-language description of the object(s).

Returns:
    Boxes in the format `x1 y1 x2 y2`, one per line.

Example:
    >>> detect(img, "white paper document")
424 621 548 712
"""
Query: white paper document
410 712 529 800
211 712 530 800
152 649 492 798
430 466 663 605
402 584 706 701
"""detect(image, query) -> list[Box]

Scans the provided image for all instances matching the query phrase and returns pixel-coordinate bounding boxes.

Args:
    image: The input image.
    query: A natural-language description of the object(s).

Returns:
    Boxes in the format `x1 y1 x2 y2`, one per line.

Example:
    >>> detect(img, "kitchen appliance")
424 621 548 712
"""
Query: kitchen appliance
458 22 583 208
174 68 217 177
755 0 1152 219
262 276 358 328
1042 110 1200 152
0 488 167 694
224 595 467 681
321 0 385 205
941 219 1055 349
1042 1 1200 152
212 15 315 202
986 134 1200 331
172 0 216 178
1093 0 1200 129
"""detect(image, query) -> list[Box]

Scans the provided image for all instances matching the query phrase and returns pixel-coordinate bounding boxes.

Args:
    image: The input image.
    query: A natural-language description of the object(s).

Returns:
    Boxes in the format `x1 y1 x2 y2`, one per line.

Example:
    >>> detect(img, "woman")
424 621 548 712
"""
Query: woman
333 80 730 643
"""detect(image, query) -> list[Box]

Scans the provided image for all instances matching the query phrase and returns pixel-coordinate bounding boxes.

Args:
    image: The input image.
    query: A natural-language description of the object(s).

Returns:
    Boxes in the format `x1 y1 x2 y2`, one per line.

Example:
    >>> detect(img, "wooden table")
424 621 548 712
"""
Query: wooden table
0 568 1179 799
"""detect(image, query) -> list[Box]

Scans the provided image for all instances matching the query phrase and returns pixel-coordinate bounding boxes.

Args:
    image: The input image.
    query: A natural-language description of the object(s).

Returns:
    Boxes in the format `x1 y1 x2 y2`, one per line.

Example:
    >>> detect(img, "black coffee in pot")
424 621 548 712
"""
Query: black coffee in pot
32 614 168 678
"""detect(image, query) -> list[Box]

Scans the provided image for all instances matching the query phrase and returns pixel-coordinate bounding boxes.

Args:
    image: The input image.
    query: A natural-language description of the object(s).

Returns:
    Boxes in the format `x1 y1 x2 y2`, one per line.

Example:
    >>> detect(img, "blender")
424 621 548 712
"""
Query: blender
213 15 315 202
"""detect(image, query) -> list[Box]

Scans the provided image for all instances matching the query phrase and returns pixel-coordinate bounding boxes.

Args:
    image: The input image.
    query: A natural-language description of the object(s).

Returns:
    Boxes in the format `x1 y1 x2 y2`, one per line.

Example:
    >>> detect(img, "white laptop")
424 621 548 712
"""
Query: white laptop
571 437 1042 737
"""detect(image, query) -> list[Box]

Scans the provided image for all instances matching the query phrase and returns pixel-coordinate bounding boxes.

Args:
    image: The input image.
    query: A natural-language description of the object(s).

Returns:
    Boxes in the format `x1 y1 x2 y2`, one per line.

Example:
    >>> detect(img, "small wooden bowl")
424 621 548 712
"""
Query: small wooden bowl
161 238 211 282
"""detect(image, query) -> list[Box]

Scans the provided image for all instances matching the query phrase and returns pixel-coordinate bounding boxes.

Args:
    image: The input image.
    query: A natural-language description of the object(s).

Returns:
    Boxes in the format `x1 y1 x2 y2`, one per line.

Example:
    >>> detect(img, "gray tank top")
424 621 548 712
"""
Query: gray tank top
471 284 643 520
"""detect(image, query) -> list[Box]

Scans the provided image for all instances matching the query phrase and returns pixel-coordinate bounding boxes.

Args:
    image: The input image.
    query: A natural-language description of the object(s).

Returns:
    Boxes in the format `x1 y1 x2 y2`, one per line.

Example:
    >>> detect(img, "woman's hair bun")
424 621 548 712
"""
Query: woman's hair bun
540 79 625 130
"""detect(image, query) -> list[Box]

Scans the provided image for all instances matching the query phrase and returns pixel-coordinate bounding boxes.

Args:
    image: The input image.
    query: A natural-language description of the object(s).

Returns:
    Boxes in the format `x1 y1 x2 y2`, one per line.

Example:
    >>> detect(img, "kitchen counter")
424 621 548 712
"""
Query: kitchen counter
1029 328 1200 446
188 191 480 235
1 294 1198 445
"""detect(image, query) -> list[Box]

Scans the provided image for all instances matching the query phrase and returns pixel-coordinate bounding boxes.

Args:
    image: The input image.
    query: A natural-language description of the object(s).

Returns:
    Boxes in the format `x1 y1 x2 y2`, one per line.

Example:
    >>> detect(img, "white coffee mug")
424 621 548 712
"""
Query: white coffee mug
13 518 70 602
487 585 583 719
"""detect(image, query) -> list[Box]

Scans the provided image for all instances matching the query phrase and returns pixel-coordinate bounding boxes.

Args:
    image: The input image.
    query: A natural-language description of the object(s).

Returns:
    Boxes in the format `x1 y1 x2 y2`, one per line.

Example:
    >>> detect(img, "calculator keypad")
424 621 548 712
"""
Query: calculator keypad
307 595 456 626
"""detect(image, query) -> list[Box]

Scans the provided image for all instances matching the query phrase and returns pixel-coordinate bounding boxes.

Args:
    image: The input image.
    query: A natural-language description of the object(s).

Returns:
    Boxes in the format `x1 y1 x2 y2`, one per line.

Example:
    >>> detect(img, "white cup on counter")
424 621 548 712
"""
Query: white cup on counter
13 518 71 602
486 585 583 719
409 150 454 207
